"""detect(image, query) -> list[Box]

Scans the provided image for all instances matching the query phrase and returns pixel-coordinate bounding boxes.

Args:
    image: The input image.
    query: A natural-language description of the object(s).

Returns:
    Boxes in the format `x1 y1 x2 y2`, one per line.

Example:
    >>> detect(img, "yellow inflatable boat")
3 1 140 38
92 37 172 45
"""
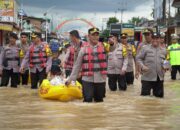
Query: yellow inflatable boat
39 79 83 102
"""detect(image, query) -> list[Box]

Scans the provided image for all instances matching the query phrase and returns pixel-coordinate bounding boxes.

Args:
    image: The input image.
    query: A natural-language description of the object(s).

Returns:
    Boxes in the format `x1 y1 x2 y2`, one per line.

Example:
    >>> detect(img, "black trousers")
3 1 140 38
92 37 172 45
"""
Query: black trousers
0 69 19 88
141 77 164 98
171 65 180 80
125 71 134 85
30 69 47 89
20 70 29 85
82 80 105 102
65 69 72 78
108 74 127 91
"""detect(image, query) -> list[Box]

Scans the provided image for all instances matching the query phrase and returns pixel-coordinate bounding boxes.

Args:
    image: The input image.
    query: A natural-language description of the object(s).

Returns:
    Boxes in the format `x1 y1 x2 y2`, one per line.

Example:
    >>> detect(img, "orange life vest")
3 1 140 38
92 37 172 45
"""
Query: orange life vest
29 43 47 68
81 42 107 76
64 41 87 69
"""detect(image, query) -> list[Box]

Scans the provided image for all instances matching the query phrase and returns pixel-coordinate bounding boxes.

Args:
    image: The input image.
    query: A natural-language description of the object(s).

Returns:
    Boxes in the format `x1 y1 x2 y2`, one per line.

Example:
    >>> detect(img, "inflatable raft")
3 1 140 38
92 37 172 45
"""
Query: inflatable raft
39 79 83 102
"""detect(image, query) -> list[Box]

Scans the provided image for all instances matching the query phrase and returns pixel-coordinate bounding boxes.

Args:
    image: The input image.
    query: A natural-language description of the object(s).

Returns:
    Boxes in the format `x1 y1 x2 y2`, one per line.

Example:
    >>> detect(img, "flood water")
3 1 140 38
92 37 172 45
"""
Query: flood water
0 73 179 130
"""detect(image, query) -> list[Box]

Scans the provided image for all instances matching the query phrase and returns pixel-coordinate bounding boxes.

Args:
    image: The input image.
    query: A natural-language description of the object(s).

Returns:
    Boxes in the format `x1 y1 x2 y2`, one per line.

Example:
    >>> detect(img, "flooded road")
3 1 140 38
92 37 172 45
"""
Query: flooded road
0 74 179 130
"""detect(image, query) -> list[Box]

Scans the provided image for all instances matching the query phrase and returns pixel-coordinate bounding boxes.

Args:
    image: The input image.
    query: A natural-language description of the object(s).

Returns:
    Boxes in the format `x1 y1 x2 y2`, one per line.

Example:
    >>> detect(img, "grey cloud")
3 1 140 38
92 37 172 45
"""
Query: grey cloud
22 0 152 13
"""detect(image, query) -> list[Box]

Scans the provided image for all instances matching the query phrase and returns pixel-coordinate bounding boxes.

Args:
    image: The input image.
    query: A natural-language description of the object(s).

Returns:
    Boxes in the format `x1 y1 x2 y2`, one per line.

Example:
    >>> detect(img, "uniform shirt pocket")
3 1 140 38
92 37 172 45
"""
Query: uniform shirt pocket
116 51 123 59
108 53 113 60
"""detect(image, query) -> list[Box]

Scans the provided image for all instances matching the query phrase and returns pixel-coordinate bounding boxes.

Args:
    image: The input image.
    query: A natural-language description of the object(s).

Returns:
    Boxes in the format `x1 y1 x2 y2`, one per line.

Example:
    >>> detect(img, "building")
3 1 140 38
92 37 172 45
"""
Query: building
0 0 20 45
20 16 51 41
172 0 180 36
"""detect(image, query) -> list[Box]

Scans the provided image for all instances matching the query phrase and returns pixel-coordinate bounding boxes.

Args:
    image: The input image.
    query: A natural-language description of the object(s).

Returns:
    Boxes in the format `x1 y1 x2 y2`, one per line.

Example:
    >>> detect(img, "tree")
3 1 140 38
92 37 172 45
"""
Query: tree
128 17 141 26
100 29 110 41
106 17 119 28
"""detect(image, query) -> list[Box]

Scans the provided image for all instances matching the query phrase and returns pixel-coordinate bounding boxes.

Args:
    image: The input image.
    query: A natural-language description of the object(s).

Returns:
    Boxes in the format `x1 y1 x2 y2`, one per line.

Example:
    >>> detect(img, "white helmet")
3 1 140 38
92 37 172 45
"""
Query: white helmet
171 34 179 39
160 32 165 38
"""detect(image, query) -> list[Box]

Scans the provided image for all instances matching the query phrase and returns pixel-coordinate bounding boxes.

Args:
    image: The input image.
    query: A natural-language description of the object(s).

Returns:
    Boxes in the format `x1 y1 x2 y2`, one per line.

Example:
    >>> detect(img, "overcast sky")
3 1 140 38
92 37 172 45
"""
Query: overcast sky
20 0 175 34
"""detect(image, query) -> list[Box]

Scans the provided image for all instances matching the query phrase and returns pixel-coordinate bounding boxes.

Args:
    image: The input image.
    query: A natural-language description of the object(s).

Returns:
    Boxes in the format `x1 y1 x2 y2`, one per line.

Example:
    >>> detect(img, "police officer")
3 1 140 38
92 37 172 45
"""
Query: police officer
107 33 128 91
0 32 20 88
136 33 168 98
135 28 153 79
66 27 107 102
64 30 84 83
121 33 136 85
18 32 30 85
20 32 52 89
167 34 180 80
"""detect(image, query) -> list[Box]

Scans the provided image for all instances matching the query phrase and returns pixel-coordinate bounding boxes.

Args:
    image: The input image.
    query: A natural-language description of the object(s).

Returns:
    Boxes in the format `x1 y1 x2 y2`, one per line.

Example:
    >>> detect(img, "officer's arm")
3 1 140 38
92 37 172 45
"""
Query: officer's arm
136 46 146 69
69 48 84 81
20 48 30 69
166 47 170 60
0 49 5 69
46 55 52 73
122 46 128 71
63 48 70 64
132 45 137 63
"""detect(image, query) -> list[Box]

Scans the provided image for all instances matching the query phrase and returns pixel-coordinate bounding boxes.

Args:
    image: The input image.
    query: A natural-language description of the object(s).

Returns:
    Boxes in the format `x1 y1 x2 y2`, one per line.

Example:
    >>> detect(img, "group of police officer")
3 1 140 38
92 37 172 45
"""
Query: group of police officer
0 32 52 89
0 27 179 103
65 27 180 102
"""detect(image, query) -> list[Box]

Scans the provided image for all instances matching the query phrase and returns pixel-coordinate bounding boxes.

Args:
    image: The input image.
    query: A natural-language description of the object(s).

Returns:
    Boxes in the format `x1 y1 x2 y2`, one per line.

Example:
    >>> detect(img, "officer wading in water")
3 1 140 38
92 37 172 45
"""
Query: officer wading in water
121 33 136 85
136 33 169 98
64 30 85 84
20 32 52 89
66 28 107 102
0 32 20 88
18 32 30 85
167 34 180 80
107 33 128 91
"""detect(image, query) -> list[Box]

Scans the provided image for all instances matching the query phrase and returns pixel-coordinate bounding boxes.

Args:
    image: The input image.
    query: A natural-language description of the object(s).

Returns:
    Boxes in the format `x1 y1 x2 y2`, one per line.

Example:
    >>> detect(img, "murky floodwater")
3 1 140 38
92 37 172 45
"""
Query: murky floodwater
0 73 179 130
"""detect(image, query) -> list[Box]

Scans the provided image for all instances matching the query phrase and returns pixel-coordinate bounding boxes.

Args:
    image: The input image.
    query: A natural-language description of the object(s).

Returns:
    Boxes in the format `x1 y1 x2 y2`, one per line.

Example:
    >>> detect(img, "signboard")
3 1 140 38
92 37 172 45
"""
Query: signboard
122 24 134 37
122 28 134 36
122 23 134 28
0 23 13 31
0 0 14 22
110 23 121 35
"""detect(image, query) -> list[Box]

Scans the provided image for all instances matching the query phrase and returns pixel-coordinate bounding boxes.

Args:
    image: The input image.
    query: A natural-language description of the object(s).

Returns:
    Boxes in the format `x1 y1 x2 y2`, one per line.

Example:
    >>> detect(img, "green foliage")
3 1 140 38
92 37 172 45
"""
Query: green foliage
100 29 110 41
106 17 119 28
128 17 141 25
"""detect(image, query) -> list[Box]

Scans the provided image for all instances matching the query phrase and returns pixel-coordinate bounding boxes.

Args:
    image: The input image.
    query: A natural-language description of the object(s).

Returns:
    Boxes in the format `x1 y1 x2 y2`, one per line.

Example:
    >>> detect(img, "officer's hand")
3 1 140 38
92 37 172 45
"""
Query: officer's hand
20 68 25 74
142 65 149 72
65 79 71 86
135 71 139 79
120 70 126 75
108 38 114 45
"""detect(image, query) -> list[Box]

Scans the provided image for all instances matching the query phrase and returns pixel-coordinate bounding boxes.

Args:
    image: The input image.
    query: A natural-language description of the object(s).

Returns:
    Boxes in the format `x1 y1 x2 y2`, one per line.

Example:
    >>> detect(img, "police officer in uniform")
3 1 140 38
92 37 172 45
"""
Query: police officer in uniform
107 33 128 91
0 32 20 88
167 34 180 80
64 30 84 83
20 32 52 89
136 33 168 98
18 32 30 85
66 28 107 102
121 33 136 85
135 28 153 79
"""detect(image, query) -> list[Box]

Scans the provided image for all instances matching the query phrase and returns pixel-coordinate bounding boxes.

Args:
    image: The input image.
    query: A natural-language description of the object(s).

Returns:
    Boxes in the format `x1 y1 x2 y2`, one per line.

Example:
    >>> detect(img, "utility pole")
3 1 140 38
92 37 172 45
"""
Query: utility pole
162 0 166 26
43 6 56 42
118 1 127 34
118 1 127 24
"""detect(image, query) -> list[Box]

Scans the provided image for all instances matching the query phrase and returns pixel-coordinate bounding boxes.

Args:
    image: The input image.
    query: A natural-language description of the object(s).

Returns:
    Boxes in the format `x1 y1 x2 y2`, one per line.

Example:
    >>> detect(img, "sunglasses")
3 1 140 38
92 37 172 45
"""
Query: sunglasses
21 37 27 38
